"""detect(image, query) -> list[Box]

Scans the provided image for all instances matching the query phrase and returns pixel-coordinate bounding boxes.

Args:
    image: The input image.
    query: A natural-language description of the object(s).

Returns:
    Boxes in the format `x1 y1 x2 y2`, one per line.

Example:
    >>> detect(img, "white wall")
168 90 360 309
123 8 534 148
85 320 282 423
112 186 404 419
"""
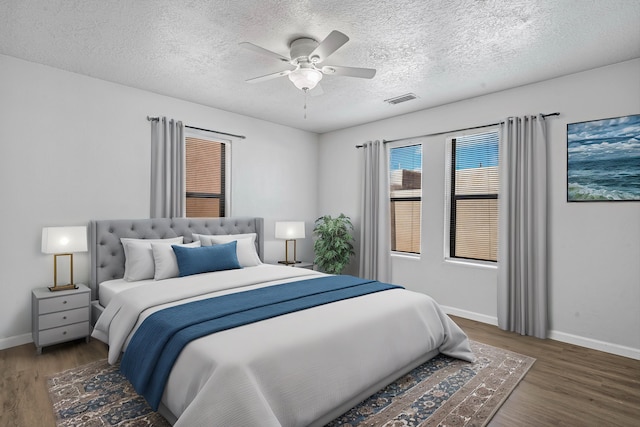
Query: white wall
0 54 319 348
2 54 638 359
318 59 640 359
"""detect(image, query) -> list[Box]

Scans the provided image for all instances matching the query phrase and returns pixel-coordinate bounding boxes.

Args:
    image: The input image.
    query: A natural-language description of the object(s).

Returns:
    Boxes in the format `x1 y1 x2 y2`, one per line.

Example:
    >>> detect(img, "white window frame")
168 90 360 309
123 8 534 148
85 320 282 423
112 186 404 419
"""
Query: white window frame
388 140 423 258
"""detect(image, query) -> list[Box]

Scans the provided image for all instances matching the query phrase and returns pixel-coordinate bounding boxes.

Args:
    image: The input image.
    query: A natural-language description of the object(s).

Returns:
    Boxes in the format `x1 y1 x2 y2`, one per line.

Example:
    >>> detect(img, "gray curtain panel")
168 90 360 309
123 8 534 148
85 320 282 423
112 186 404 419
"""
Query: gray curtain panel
497 115 548 338
150 117 185 218
359 140 391 282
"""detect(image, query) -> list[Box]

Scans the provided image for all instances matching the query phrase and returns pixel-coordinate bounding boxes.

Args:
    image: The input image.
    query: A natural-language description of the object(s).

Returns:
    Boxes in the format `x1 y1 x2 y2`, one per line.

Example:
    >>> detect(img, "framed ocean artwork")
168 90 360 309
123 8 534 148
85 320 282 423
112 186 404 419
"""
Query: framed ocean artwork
567 114 640 201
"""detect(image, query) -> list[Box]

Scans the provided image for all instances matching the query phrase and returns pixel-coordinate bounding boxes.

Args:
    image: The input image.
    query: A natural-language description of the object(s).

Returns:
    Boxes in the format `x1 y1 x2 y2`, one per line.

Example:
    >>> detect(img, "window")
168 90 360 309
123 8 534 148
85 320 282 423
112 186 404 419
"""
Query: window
185 135 229 217
389 144 422 254
448 131 499 262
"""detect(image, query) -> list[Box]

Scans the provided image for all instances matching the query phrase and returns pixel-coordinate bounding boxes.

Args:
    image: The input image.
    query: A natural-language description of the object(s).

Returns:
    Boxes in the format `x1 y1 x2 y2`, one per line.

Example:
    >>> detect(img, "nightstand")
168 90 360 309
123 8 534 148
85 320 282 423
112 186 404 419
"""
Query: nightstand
280 261 315 270
31 283 91 354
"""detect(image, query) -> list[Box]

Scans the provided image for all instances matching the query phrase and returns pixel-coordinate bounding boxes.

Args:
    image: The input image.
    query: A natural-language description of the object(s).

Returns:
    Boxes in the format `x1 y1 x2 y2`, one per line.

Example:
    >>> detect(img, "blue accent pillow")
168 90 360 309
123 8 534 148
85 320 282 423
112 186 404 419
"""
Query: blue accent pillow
172 241 241 277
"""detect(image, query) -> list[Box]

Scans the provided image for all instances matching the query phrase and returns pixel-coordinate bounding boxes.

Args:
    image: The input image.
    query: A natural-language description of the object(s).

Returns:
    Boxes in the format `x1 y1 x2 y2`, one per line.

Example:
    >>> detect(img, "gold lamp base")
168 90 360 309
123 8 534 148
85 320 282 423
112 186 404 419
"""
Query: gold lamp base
48 283 79 292
49 253 78 292
278 239 302 265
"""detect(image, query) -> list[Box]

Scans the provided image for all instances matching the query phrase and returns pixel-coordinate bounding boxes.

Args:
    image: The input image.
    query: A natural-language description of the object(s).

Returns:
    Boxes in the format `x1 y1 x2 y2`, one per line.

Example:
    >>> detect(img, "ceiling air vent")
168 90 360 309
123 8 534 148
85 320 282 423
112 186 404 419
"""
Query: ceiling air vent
384 93 418 105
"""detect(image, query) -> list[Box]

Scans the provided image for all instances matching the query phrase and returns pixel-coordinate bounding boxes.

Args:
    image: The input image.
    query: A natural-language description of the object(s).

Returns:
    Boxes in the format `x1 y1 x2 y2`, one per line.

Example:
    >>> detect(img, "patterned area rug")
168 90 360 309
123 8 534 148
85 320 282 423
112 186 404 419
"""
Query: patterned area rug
47 340 534 427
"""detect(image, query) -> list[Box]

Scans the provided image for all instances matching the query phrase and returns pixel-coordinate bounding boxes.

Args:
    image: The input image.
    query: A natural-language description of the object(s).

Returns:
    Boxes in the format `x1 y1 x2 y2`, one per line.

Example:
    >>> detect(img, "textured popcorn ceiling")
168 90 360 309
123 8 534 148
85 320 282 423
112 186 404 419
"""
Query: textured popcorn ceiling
1 0 639 133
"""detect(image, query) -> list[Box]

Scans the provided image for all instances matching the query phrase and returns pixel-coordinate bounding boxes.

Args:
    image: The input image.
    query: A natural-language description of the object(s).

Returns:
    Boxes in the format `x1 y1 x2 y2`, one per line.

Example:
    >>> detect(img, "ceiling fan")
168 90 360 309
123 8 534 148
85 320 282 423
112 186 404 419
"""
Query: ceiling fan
240 30 376 92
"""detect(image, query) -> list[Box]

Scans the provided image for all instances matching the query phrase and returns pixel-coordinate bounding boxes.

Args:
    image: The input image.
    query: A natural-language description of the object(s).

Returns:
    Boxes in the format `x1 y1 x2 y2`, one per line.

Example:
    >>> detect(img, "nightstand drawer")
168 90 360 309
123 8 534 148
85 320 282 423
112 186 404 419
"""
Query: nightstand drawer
38 321 90 346
38 307 89 330
39 293 89 314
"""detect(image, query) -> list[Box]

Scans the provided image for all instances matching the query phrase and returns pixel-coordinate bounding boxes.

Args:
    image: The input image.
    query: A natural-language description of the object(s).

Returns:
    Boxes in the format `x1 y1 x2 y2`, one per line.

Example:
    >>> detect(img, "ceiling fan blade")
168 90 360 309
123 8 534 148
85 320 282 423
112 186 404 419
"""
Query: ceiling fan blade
239 42 290 62
245 69 292 83
308 30 349 63
321 65 376 79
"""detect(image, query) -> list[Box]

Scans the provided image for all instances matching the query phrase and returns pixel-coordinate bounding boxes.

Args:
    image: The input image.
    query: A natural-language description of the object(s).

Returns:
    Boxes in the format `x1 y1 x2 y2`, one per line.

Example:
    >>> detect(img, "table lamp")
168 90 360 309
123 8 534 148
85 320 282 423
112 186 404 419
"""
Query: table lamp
41 226 88 291
275 221 305 265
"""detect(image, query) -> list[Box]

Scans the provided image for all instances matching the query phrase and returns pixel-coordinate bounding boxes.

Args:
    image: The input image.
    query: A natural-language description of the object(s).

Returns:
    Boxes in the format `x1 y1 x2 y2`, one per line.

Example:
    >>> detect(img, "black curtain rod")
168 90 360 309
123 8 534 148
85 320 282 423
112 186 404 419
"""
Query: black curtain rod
185 125 246 140
355 112 560 148
146 116 246 140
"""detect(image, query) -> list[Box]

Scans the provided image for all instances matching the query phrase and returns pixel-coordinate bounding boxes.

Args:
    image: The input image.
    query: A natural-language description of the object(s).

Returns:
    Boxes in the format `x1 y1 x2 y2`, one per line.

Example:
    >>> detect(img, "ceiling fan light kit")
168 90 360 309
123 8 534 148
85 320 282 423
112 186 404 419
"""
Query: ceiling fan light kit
288 64 323 91
242 30 376 93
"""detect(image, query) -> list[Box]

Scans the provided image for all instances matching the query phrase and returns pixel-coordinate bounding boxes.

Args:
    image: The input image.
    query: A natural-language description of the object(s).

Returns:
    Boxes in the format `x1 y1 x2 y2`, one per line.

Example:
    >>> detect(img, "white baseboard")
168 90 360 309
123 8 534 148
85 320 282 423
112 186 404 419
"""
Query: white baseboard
441 306 640 361
440 305 498 326
548 330 640 361
0 333 32 351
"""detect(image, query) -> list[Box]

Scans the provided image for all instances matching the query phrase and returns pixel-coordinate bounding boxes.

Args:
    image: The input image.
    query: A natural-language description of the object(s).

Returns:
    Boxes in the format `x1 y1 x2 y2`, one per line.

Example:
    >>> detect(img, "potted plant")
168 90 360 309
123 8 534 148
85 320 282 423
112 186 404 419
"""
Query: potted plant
313 214 355 274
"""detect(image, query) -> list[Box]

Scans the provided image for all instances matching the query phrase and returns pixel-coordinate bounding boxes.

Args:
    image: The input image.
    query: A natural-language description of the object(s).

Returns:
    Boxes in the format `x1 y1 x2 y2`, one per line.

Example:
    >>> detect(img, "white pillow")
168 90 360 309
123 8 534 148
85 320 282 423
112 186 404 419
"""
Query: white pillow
152 241 201 280
120 237 184 281
193 233 262 267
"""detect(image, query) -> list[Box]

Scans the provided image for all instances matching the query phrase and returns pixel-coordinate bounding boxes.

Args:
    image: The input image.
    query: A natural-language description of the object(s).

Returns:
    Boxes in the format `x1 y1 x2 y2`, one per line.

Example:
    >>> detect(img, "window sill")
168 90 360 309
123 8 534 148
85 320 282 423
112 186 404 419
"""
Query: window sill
444 257 497 269
391 251 421 260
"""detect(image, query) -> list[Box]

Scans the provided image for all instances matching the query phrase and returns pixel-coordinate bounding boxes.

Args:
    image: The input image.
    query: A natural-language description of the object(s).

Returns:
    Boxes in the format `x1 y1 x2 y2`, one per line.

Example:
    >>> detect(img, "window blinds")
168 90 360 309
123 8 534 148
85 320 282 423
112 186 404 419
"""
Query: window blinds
389 144 422 254
185 137 225 217
450 131 499 262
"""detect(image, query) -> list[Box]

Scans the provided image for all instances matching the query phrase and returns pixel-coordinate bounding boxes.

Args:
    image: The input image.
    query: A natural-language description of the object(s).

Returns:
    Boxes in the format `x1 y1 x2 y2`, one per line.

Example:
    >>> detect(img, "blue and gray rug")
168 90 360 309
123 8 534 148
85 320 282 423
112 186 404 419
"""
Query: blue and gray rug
47 341 534 426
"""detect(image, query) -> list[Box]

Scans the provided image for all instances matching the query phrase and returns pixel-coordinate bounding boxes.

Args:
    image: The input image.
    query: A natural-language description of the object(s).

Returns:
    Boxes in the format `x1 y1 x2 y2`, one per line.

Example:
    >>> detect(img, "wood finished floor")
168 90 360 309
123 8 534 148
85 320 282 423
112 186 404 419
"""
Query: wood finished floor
1 316 638 426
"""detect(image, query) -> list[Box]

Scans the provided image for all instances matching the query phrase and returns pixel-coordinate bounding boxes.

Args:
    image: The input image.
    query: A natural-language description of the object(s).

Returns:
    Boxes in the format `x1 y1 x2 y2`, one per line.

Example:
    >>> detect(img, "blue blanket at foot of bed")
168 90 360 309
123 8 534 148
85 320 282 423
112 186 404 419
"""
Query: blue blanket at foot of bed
120 274 403 410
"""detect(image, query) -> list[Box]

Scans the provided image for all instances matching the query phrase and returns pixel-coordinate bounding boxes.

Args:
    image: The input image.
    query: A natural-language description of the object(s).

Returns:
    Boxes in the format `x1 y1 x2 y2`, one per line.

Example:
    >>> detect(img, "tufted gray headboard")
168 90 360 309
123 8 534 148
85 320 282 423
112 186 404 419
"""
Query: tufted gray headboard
89 217 264 299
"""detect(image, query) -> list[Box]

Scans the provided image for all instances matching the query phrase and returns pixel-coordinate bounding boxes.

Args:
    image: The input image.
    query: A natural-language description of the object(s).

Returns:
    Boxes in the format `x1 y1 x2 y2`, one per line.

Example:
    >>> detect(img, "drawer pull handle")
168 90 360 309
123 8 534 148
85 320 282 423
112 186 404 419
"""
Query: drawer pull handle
63 300 67 304
63 331 67 335
63 316 67 320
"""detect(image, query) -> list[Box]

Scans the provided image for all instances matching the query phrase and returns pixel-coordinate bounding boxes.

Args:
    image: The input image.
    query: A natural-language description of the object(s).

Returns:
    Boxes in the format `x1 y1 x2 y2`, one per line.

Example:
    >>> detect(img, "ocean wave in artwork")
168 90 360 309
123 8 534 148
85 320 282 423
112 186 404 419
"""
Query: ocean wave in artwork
568 182 639 201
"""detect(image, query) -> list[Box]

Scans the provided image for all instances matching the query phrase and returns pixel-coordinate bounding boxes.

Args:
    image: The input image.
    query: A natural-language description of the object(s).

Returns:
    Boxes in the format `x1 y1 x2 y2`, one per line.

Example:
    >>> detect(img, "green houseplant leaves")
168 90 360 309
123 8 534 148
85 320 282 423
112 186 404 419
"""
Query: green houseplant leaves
313 214 355 274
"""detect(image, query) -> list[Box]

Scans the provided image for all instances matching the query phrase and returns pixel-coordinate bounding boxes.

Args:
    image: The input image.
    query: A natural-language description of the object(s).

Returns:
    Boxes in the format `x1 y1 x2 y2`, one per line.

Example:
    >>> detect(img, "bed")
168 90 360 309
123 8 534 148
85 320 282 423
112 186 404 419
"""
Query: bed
89 217 473 427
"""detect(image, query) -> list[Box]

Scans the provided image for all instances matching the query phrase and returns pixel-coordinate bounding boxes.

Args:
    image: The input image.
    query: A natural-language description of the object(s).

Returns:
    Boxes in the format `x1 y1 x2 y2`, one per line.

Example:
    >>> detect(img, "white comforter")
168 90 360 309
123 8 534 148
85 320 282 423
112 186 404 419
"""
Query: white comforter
92 265 473 427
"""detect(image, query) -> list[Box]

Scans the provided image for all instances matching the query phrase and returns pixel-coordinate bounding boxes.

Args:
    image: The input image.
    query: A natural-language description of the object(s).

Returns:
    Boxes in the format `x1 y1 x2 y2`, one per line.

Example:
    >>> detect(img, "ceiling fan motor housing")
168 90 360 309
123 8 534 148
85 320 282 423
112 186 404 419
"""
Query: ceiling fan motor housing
289 38 319 64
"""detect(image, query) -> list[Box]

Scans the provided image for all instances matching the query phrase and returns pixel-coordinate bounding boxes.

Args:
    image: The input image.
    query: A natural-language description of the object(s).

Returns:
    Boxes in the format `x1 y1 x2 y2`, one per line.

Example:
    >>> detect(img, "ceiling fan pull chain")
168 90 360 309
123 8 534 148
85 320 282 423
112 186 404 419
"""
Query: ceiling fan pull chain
303 88 308 119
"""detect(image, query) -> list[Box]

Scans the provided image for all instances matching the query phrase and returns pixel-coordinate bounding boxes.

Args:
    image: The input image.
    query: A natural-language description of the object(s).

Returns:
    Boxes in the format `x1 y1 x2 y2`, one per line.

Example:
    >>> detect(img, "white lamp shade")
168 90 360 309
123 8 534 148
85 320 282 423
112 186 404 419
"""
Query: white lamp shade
288 68 322 91
42 226 88 254
275 221 305 240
